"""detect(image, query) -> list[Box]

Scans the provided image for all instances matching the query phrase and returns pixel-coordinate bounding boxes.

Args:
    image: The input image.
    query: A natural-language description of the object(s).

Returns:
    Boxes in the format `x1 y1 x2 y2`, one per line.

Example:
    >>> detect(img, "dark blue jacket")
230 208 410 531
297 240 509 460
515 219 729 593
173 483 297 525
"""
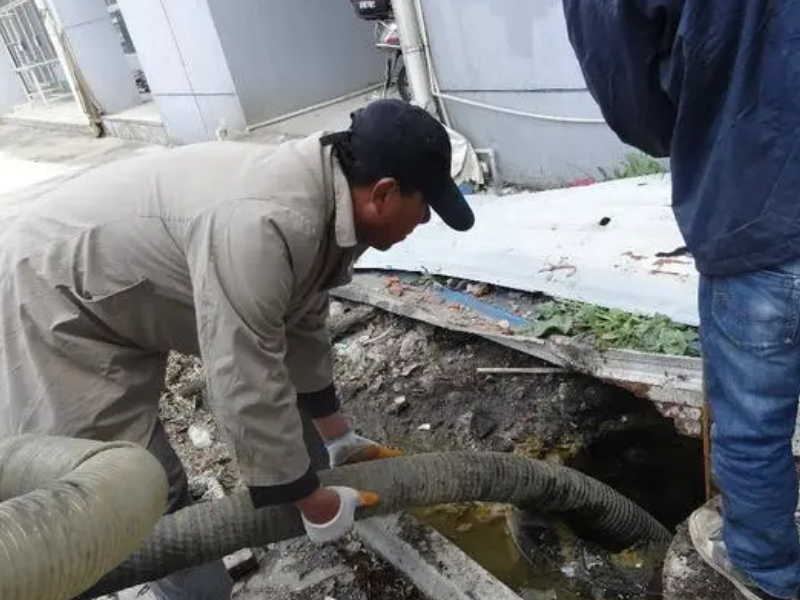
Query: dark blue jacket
563 1 800 276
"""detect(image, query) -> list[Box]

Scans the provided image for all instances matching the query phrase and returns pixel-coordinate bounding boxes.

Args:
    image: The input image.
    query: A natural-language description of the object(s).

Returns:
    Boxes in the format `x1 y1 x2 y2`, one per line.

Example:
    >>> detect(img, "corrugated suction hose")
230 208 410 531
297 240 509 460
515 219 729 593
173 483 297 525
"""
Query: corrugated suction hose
0 435 168 600
79 451 671 598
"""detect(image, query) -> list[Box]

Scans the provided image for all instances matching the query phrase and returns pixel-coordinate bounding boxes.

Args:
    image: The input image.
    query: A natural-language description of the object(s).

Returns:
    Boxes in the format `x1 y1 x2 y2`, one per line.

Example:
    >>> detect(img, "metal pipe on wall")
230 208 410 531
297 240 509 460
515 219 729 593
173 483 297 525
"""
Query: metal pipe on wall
392 0 434 111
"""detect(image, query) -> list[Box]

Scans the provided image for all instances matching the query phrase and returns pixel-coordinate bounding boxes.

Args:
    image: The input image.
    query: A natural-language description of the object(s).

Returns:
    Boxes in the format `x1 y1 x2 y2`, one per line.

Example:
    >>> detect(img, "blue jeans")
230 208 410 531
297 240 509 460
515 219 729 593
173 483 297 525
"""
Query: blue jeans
700 258 800 599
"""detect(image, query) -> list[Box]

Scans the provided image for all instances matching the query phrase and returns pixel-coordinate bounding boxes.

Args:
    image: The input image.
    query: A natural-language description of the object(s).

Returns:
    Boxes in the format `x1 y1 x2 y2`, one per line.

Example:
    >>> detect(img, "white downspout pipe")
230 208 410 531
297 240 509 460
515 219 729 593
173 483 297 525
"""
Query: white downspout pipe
392 0 434 111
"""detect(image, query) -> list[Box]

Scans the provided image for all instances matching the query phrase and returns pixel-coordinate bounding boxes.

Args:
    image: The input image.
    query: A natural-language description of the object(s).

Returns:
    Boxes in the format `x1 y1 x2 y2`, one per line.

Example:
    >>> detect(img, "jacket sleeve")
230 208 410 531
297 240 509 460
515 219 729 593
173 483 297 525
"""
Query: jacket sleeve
285 290 341 419
189 202 318 505
562 0 681 157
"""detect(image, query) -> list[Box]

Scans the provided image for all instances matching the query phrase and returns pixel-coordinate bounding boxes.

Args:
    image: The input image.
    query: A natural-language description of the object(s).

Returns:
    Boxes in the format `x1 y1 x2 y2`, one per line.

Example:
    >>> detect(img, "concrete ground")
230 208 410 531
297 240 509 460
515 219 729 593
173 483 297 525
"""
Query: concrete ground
0 122 162 212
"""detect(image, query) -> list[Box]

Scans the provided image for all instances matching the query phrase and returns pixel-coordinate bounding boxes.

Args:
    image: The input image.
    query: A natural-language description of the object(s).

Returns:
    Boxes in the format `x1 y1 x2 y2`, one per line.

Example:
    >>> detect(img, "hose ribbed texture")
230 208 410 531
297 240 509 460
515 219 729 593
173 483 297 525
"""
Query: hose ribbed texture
81 452 670 598
0 435 168 600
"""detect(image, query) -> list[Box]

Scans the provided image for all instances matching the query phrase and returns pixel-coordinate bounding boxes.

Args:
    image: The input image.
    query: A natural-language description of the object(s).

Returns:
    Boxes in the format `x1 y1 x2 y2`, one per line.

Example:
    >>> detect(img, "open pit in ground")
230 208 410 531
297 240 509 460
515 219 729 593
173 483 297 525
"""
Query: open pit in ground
144 300 707 600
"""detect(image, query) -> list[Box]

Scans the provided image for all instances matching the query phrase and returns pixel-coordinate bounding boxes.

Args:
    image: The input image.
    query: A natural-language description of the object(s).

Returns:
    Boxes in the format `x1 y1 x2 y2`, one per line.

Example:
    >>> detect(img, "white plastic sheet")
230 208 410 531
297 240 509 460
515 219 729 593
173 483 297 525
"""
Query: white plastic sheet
357 174 699 326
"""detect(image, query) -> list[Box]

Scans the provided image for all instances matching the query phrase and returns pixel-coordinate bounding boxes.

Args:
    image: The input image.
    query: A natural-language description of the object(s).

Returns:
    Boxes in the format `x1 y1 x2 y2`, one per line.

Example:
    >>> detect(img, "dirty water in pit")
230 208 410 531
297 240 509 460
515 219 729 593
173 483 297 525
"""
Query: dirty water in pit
413 502 663 600
407 424 705 600
412 503 584 599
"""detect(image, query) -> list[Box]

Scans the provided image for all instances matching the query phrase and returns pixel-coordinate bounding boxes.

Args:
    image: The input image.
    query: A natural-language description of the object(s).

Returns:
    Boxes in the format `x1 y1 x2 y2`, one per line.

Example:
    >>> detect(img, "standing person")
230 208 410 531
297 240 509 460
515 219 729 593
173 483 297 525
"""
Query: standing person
0 99 474 599
563 3 800 599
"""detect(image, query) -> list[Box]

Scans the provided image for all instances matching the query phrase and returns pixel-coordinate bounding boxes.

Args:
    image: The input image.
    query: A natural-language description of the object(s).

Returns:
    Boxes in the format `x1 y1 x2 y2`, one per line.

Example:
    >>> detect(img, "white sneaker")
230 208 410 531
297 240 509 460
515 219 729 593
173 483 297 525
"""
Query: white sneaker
689 503 787 600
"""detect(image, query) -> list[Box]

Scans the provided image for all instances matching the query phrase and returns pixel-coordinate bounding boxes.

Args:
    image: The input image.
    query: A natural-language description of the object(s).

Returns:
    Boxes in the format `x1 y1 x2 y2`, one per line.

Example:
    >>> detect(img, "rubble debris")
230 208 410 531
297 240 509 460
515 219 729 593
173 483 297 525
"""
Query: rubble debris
387 396 409 415
491 437 515 453
189 474 226 501
470 410 498 440
188 424 213 449
330 305 377 341
224 548 260 582
330 301 347 318
231 535 428 600
360 328 394 346
175 378 205 398
466 282 492 297
386 276 405 297
401 362 422 377
398 328 428 361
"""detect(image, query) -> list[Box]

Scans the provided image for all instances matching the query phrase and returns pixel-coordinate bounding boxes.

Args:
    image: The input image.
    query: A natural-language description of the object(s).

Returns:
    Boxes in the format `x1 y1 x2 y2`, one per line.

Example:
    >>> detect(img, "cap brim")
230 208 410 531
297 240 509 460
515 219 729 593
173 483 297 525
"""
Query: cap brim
428 179 475 232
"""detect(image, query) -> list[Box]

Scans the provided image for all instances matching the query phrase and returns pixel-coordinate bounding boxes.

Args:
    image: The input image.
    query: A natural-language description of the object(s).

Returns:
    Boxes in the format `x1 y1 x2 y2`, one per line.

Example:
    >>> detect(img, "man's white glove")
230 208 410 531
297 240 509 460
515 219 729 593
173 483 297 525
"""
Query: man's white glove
324 430 403 468
301 486 379 544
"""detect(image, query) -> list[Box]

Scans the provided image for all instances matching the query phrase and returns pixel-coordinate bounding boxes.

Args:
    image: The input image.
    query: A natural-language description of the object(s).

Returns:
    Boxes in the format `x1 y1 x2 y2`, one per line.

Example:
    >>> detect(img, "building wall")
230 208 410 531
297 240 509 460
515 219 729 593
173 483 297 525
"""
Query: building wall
206 0 383 126
44 0 140 114
117 0 247 144
421 0 633 187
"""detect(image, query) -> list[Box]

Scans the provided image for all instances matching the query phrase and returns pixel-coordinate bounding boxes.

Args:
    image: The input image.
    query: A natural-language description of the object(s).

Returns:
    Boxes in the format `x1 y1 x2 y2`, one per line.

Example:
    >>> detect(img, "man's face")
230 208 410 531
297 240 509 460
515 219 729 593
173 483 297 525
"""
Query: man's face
353 178 431 251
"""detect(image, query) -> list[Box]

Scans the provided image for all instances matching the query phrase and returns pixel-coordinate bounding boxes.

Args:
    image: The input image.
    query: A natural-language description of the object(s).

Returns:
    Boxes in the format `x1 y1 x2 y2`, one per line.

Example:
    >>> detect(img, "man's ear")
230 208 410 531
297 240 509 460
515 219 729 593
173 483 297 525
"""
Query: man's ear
370 178 400 217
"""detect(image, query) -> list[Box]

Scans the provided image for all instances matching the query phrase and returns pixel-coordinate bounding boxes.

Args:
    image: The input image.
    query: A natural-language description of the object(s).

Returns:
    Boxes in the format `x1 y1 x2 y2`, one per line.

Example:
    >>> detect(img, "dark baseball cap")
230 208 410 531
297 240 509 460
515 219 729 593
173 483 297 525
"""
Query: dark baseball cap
336 99 475 232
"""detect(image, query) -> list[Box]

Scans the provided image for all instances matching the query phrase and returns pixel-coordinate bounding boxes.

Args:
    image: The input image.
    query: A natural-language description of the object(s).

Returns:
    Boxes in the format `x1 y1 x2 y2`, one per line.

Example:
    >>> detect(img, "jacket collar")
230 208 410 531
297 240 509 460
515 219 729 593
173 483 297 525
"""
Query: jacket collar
325 143 358 250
